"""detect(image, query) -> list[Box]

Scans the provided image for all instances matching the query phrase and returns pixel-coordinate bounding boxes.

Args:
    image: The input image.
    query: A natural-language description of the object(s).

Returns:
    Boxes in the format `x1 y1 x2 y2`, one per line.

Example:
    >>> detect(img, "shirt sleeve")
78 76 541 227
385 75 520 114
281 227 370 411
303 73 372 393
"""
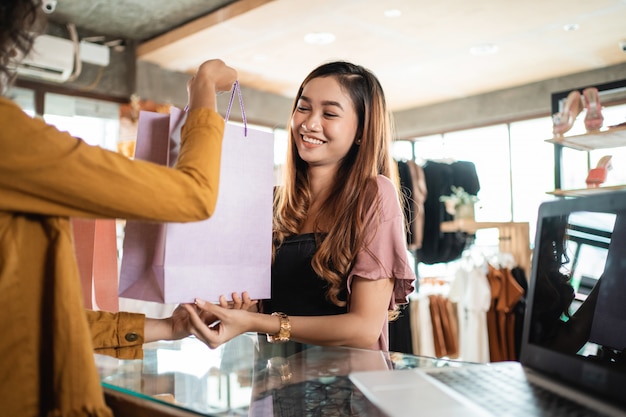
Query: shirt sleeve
347 175 416 309
86 310 146 360
0 98 224 223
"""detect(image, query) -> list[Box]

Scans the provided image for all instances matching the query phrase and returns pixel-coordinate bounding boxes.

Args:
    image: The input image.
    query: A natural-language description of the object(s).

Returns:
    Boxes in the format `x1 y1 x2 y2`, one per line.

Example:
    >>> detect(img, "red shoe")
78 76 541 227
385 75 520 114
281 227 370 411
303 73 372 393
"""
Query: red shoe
582 87 604 132
552 90 582 137
586 155 612 188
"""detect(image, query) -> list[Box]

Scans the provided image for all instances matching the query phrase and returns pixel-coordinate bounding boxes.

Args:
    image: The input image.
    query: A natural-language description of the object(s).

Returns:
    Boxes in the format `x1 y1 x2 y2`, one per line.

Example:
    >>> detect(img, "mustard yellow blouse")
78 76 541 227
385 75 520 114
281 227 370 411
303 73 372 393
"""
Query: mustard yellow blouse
0 96 225 417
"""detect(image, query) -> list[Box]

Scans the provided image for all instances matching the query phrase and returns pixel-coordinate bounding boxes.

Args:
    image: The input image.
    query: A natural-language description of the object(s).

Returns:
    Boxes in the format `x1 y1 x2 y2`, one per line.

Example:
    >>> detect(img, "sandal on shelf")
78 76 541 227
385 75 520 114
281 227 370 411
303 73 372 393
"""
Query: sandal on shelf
582 87 604 133
585 155 612 188
552 90 582 137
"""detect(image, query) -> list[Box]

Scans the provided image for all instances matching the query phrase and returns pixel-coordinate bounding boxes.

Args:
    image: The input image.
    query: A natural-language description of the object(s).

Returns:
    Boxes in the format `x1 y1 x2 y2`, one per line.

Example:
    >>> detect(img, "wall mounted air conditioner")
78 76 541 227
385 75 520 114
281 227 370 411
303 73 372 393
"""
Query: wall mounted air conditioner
17 34 74 83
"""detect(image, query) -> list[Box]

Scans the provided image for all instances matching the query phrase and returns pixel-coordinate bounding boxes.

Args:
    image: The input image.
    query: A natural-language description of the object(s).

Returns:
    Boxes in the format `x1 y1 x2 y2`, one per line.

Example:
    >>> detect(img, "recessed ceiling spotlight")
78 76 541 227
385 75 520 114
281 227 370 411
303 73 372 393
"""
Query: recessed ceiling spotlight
563 23 580 32
384 9 402 18
304 32 336 45
469 43 499 56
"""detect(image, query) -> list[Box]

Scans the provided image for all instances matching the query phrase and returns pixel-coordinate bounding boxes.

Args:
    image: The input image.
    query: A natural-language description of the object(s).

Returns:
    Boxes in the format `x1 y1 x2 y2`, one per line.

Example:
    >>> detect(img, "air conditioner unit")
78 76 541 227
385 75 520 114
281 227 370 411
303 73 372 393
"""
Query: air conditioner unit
17 34 74 83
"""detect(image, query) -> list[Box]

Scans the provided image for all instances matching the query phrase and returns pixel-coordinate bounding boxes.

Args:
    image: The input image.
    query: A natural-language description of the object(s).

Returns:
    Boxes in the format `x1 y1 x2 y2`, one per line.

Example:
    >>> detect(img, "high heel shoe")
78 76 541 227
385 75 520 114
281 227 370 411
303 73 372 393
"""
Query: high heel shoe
585 155 612 188
582 87 603 132
552 90 582 137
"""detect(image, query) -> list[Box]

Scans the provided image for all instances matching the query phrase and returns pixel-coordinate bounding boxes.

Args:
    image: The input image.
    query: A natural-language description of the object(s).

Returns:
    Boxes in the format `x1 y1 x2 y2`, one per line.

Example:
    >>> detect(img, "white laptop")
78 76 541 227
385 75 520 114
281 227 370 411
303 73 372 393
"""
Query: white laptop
350 191 626 417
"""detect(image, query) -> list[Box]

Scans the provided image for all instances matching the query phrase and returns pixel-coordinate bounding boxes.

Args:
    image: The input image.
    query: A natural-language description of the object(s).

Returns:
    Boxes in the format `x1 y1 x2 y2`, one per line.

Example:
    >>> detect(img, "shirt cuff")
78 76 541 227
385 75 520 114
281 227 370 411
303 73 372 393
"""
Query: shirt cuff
86 310 146 360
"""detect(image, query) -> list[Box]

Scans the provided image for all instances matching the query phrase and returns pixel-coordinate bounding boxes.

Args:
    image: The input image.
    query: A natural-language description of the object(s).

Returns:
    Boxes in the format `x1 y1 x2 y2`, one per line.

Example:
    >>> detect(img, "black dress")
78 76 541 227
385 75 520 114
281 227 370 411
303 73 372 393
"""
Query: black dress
262 233 347 316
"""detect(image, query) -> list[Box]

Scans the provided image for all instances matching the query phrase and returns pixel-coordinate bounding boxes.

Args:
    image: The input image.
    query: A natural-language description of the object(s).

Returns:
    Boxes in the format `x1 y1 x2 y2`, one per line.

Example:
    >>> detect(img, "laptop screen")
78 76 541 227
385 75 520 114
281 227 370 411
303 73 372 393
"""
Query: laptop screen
522 191 626 406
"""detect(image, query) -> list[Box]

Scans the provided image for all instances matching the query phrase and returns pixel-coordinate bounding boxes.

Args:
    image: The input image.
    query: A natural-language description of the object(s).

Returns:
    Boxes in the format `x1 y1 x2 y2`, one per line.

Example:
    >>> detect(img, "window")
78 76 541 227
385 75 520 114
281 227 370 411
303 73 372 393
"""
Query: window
588 104 626 188
509 117 556 239
443 125 512 222
6 86 35 116
43 93 120 151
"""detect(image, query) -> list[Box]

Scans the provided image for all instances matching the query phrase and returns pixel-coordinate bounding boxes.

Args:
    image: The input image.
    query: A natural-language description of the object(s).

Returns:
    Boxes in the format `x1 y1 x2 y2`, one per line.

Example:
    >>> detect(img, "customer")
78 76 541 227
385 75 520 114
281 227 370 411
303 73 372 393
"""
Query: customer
186 61 416 351
0 1 237 416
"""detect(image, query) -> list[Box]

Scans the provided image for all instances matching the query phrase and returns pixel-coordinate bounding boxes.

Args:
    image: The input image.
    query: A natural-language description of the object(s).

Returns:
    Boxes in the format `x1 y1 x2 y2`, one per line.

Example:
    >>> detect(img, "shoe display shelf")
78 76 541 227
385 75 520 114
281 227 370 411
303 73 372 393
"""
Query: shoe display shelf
546 126 626 197
549 79 626 197
547 184 626 197
546 125 626 152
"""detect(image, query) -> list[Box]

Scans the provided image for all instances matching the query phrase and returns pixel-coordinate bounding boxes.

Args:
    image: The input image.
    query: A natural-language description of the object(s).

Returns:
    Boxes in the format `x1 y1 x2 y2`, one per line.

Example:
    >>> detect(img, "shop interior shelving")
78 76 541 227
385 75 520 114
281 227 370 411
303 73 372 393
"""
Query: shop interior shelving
546 126 626 151
549 79 626 196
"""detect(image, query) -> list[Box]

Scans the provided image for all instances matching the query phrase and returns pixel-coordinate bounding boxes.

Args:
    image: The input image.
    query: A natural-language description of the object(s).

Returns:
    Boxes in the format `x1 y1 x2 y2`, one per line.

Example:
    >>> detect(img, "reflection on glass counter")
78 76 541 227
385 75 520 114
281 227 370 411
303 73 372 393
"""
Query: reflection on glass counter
96 333 470 416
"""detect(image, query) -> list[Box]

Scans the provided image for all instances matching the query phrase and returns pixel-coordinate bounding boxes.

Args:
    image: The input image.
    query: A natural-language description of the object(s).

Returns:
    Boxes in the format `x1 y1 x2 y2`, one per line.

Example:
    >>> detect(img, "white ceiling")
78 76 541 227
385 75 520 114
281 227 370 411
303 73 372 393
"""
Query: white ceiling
135 0 626 111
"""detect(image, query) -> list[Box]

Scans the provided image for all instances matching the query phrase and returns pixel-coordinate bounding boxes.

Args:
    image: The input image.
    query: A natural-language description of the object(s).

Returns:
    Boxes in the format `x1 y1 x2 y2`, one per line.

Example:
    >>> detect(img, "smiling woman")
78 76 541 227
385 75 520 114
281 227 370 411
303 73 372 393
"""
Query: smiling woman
184 61 416 353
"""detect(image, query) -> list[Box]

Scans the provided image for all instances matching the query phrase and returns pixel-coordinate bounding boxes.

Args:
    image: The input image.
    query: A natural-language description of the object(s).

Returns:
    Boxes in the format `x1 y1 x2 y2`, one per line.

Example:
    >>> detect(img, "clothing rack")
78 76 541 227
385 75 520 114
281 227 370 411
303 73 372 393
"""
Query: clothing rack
440 220 531 277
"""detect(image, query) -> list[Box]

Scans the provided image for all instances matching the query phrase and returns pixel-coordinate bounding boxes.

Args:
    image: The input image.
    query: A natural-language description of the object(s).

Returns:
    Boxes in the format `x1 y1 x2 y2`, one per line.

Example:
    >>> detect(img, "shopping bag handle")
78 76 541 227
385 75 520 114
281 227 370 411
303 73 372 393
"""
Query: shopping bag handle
183 80 248 137
224 80 247 137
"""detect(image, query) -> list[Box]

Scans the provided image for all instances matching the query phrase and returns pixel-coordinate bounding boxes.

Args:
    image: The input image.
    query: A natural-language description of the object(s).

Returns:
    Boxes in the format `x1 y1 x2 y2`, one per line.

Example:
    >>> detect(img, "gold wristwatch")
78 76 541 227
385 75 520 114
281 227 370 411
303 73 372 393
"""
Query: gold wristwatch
267 312 291 343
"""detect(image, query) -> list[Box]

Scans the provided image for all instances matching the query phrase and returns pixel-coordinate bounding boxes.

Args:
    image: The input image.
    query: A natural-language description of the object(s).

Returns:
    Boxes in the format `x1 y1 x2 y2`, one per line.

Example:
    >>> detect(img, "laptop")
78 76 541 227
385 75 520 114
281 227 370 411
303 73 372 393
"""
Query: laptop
350 191 626 417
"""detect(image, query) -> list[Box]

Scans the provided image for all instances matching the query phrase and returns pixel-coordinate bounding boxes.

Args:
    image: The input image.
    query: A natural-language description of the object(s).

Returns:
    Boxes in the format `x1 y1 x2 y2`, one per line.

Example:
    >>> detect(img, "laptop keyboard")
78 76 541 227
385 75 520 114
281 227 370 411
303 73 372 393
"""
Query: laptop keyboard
426 365 608 417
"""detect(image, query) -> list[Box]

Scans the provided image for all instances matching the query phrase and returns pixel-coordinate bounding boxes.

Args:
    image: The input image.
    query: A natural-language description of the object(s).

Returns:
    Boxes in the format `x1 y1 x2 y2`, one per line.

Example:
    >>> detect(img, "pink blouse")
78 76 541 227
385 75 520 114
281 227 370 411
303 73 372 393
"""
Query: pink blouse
347 175 417 350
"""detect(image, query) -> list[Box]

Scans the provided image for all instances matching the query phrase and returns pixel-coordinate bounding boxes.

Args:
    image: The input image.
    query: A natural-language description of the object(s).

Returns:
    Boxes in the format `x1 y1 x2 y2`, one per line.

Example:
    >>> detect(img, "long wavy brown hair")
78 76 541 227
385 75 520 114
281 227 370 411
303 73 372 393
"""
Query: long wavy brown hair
273 61 401 308
0 0 42 94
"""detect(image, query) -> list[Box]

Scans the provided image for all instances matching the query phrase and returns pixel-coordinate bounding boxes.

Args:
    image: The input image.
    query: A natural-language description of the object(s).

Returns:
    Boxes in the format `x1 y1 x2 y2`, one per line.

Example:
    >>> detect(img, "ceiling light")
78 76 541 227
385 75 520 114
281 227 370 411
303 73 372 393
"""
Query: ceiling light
304 32 336 45
384 9 402 18
469 43 499 56
563 23 580 32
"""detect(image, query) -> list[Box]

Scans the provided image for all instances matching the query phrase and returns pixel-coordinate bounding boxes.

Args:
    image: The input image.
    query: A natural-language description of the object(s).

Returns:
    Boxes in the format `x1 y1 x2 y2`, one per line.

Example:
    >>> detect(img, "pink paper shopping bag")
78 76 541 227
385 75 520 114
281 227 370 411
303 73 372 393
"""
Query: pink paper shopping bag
118 107 273 303
72 218 119 311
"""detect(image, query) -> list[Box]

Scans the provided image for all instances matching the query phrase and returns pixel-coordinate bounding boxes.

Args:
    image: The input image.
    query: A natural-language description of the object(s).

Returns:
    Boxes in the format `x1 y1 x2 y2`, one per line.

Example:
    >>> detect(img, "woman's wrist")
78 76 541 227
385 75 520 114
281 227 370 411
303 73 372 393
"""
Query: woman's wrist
144 317 173 343
187 84 217 111
266 312 291 343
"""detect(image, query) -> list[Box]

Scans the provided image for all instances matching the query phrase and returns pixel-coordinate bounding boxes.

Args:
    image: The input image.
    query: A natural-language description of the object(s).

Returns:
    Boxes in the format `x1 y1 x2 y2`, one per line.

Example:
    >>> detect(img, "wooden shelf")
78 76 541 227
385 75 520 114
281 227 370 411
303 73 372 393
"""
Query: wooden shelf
546 184 626 197
545 126 626 151
440 220 525 234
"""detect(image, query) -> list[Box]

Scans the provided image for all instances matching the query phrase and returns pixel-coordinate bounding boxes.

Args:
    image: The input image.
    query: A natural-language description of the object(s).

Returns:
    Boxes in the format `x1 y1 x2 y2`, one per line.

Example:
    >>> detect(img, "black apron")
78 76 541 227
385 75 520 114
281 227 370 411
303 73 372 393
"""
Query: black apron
262 233 347 316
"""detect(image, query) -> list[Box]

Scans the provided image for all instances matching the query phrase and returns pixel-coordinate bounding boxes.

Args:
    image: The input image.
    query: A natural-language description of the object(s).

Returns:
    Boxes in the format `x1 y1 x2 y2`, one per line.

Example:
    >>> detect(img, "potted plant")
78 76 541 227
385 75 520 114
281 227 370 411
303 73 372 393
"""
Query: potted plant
439 186 479 220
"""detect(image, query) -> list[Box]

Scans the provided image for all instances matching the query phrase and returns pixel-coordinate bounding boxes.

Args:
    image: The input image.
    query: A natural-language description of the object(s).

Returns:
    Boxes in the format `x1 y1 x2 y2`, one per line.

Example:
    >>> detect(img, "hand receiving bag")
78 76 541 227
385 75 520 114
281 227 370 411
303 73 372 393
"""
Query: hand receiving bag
119 84 273 303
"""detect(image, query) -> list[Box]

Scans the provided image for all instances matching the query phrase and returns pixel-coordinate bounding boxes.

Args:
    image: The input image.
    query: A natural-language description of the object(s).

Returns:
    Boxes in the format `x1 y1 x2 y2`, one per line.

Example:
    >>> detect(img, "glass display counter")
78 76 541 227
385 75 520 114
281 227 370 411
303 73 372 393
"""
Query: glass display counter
96 333 471 416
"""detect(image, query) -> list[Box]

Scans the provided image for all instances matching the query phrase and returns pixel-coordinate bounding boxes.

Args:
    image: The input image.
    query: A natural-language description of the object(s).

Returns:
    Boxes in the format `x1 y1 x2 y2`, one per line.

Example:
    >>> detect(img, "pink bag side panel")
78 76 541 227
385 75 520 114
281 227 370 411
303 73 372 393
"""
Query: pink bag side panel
133 111 170 164
118 221 166 303
118 111 170 302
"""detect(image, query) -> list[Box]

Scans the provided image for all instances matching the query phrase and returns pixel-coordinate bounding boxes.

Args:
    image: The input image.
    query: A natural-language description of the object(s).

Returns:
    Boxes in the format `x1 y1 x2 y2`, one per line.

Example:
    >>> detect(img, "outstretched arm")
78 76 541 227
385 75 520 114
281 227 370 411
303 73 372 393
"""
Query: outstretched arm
87 292 256 359
145 292 257 343
185 276 394 350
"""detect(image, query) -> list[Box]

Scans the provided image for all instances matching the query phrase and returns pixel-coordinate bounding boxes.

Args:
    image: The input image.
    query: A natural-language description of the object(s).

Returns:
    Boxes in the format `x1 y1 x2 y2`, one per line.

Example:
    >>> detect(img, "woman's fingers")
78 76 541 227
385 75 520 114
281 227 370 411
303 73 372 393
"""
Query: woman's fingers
219 294 229 308
231 292 242 309
185 295 256 350
182 303 222 349
241 291 258 311
211 293 257 310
